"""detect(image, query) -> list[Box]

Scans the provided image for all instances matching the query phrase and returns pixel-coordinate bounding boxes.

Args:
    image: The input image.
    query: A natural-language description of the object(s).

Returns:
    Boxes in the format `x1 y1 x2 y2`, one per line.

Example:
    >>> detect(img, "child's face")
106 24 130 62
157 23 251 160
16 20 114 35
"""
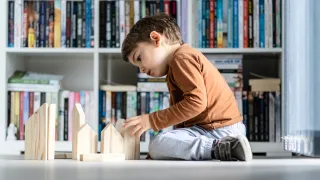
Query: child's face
127 32 169 78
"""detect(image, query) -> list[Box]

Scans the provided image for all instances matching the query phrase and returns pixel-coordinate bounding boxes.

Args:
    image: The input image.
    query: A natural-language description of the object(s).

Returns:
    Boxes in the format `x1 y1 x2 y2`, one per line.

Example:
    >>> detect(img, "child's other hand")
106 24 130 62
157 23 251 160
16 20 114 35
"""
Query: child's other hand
123 114 151 138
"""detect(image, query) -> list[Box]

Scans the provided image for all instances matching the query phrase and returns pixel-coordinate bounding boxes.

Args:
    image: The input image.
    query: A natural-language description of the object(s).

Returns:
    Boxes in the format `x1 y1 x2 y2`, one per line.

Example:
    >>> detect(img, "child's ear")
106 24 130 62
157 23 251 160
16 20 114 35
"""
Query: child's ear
150 31 161 47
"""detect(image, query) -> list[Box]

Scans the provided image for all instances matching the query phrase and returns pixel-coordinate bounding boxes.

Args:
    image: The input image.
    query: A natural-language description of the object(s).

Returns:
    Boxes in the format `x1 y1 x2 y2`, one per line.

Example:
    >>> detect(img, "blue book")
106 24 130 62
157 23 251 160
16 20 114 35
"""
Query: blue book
86 0 91 48
227 0 233 48
198 0 202 48
259 0 265 48
233 0 238 48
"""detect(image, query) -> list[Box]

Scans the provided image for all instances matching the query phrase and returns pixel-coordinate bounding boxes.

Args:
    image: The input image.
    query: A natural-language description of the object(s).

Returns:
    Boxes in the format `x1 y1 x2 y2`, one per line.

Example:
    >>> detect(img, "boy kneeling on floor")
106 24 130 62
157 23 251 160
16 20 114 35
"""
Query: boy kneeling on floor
121 13 252 161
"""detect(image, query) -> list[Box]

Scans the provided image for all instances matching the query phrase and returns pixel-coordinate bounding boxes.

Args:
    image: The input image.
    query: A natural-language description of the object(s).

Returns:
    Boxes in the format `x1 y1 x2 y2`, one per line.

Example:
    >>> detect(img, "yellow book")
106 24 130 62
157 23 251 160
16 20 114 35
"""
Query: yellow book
54 0 61 48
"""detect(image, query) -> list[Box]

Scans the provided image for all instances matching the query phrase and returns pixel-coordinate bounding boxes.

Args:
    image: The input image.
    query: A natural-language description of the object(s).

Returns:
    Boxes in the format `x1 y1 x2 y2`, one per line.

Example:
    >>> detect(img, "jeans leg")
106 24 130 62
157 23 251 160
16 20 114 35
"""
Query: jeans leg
148 127 214 160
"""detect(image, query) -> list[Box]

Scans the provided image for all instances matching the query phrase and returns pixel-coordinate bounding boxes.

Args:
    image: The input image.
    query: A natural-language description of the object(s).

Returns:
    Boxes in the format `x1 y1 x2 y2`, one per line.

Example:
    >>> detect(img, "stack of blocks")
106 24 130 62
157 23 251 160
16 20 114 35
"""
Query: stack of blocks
24 103 140 161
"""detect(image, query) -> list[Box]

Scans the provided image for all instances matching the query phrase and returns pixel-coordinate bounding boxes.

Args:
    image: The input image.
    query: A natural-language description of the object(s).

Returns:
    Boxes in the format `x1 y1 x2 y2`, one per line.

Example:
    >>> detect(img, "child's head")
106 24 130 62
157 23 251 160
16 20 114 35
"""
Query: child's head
121 13 183 77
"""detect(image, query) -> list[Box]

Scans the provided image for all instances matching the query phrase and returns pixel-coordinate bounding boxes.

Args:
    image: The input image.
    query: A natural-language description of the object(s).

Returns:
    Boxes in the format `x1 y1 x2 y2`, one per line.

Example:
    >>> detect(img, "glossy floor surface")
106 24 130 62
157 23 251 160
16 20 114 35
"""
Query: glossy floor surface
0 155 320 180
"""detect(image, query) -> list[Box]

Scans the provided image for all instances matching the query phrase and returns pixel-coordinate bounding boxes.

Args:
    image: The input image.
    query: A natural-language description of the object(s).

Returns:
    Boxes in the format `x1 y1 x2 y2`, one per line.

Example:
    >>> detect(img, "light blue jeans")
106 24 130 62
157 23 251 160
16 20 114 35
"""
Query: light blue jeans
148 122 246 160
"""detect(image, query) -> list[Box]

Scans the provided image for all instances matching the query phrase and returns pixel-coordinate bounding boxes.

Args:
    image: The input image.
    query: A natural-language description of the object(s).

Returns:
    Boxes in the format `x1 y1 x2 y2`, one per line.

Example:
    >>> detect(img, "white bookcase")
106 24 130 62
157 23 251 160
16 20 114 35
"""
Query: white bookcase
0 0 290 157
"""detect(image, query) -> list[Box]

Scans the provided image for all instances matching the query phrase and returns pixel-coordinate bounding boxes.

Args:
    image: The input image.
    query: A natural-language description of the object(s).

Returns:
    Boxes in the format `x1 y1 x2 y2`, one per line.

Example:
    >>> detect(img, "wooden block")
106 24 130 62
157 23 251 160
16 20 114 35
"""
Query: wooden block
72 103 86 160
24 116 32 160
80 153 125 162
101 123 124 154
55 153 72 159
77 124 97 160
47 104 56 160
24 103 56 160
38 103 48 160
115 119 140 160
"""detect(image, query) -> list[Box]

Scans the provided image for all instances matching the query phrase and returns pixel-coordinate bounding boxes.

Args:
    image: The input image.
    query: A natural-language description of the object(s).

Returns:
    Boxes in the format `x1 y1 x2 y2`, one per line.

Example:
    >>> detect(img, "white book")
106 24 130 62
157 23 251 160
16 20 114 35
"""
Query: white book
238 0 243 48
134 0 140 24
14 0 22 48
61 0 67 48
33 92 41 113
106 91 112 124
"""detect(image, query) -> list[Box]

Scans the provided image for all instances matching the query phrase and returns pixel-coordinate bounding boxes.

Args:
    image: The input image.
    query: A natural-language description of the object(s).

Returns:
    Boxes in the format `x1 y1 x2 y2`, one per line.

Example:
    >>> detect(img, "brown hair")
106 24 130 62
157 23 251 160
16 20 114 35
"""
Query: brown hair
121 13 183 62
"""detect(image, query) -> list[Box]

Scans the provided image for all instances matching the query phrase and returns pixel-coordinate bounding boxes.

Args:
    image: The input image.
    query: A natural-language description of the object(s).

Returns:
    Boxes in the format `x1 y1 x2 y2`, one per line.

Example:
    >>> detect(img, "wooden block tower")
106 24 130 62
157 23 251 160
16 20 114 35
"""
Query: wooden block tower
24 103 56 160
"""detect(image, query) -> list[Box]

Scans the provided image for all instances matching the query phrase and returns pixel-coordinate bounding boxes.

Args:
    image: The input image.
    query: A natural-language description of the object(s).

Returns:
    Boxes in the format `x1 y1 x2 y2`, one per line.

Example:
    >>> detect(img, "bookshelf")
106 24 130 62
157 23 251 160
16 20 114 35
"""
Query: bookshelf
0 0 290 157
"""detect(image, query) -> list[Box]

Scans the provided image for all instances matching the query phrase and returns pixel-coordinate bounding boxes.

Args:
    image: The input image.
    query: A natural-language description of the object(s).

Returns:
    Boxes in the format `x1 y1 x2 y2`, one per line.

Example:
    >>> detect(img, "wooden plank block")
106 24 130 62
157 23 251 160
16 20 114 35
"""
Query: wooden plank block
24 116 31 160
38 103 48 160
77 124 97 160
115 119 140 160
101 123 124 154
47 104 56 160
54 153 72 159
80 153 125 162
72 103 86 160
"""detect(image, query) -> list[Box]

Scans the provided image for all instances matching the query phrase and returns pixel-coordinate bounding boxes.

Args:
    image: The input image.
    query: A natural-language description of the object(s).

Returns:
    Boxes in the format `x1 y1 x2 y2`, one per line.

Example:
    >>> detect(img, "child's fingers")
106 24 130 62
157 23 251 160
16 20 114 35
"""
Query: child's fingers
136 128 145 139
126 116 140 122
131 125 142 136
123 118 140 129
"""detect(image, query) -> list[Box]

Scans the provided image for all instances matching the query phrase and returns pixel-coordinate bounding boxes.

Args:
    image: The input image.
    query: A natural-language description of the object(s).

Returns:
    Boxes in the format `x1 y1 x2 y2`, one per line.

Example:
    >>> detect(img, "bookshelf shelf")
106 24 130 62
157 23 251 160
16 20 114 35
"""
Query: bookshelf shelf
98 48 122 54
198 48 283 54
5 48 95 55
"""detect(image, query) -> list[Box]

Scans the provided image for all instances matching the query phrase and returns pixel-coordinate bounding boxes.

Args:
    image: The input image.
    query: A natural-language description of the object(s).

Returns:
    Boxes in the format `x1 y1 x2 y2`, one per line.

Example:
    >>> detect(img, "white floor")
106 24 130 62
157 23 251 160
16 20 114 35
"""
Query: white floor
1 155 320 180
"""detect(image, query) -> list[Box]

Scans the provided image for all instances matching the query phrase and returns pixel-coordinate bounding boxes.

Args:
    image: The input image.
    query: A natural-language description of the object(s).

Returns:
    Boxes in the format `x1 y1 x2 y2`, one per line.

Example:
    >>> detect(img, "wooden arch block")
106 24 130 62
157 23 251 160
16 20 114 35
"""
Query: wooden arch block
72 103 86 160
77 124 98 159
24 103 56 160
115 119 140 160
101 123 124 154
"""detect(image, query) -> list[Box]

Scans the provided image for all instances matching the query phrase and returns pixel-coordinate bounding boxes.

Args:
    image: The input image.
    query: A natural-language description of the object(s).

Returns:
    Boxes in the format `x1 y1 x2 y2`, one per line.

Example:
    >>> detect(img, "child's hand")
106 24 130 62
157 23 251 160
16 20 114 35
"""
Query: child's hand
123 114 151 138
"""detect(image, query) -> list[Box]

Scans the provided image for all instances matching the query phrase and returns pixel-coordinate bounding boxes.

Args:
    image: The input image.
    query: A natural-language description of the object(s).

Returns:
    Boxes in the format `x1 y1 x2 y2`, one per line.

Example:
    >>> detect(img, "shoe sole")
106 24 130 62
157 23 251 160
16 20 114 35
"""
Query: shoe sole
236 134 253 161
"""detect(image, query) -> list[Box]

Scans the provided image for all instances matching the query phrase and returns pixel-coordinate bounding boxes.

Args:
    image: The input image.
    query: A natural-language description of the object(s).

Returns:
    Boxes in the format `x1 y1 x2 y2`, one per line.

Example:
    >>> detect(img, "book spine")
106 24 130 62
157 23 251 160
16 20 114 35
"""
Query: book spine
90 0 94 48
40 1 46 47
28 92 34 118
198 0 202 48
238 0 243 48
14 0 22 48
276 0 281 47
27 1 35 48
254 0 259 47
233 0 238 48
64 98 68 141
23 1 29 47
61 0 67 48
259 0 264 48
106 1 111 48
72 2 77 47
227 0 233 48
77 2 82 48
86 0 91 48
125 1 130 36
248 0 253 47
111 1 116 48
218 0 224 48
119 0 125 48
34 1 40 48
54 0 61 48
99 1 106 47
8 1 14 47
82 1 86 48
115 0 120 48
19 92 24 140
45 1 50 47
68 92 74 141
243 0 248 47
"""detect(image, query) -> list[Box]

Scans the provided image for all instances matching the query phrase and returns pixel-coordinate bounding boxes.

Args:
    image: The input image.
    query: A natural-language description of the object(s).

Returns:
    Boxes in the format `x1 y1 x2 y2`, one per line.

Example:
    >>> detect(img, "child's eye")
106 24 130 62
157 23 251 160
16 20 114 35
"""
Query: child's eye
137 56 141 62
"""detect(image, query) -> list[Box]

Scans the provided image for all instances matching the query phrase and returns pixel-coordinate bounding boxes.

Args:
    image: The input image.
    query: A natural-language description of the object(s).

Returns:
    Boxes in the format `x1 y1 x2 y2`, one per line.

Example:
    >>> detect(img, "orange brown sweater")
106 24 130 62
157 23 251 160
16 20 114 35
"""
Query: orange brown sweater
149 44 242 131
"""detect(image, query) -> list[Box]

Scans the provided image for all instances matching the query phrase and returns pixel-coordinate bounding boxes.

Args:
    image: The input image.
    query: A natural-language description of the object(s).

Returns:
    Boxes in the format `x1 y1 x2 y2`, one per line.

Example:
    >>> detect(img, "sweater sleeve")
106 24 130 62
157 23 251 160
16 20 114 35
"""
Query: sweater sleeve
149 54 207 131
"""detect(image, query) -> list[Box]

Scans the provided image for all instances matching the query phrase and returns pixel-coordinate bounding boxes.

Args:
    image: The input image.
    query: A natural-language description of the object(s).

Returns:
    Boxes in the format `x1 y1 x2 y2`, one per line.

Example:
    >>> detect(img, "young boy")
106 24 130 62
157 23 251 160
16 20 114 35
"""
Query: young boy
121 13 252 161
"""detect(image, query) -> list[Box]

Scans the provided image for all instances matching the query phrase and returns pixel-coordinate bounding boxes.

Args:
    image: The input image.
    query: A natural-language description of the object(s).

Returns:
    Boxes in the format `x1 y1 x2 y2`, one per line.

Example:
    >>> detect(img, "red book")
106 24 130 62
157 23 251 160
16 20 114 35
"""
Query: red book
210 0 215 48
243 0 248 48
